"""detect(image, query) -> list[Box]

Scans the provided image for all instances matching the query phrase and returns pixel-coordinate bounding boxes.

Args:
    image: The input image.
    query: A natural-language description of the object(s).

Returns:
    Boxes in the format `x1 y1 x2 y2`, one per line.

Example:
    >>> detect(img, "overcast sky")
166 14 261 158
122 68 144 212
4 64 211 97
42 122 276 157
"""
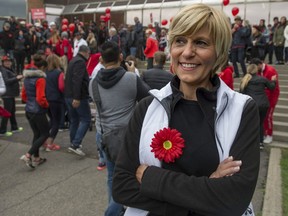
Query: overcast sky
0 0 26 18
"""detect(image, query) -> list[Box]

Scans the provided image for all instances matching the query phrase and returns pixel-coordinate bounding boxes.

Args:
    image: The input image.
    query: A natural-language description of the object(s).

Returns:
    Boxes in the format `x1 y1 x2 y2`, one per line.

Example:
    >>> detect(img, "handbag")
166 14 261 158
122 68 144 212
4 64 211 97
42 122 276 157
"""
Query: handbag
92 79 126 162
101 126 127 162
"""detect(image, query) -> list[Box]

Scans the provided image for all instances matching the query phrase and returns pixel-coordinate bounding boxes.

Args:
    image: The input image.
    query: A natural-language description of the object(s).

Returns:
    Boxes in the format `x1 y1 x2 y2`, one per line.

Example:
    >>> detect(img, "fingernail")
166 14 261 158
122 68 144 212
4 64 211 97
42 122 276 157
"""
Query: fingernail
234 166 240 171
237 160 242 165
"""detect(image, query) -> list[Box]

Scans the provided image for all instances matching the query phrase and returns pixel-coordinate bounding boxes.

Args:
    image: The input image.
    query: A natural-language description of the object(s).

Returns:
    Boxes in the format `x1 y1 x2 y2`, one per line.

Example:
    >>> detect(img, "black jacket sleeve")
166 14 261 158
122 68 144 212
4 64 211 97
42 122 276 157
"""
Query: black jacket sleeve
113 99 260 216
72 59 87 100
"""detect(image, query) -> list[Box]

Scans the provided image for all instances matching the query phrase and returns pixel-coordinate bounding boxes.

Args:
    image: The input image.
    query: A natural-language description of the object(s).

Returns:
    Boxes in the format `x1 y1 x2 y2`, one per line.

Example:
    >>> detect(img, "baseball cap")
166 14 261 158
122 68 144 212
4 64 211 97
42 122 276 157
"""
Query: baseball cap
1 55 12 62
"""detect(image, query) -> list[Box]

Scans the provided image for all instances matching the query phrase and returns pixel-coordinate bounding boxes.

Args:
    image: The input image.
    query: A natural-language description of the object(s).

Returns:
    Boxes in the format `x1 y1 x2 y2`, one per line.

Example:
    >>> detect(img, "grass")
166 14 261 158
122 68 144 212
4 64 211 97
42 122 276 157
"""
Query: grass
281 149 288 215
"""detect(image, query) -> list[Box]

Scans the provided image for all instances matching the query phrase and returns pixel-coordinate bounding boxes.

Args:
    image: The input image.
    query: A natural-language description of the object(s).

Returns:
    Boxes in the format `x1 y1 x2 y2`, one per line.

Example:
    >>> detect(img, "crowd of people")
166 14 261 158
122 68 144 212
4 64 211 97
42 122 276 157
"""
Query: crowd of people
0 5 285 216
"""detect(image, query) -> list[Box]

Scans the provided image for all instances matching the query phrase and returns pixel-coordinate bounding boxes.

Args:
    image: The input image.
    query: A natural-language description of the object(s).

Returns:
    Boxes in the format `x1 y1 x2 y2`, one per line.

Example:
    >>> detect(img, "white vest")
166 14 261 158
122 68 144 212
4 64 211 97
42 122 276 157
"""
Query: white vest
125 80 254 216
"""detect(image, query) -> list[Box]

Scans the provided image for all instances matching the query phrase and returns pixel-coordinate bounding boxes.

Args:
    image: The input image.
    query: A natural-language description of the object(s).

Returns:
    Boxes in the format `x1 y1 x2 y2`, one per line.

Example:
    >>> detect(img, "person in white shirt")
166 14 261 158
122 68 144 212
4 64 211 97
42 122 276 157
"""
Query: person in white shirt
73 32 88 57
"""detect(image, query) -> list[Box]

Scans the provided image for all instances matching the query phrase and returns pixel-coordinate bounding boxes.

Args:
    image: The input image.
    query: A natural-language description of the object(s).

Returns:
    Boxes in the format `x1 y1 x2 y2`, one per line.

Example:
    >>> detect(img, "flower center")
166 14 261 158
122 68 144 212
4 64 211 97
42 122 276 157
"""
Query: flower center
163 140 172 150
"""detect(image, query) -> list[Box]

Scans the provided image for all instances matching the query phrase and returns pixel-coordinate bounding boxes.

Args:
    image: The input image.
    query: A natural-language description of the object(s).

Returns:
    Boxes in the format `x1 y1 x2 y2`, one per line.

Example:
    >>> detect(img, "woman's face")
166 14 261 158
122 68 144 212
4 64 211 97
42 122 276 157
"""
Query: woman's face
171 26 217 88
3 60 12 68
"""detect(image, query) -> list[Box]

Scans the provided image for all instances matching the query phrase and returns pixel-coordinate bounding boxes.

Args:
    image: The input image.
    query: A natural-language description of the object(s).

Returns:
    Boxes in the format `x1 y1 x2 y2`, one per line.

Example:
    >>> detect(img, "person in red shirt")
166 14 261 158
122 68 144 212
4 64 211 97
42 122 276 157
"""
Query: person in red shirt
55 31 73 62
218 62 234 90
250 58 280 144
144 29 159 69
20 54 50 169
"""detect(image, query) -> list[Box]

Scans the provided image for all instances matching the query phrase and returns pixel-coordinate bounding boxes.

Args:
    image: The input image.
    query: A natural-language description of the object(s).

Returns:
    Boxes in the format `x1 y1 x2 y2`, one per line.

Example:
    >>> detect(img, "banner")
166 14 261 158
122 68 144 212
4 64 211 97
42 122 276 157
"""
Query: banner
31 8 46 20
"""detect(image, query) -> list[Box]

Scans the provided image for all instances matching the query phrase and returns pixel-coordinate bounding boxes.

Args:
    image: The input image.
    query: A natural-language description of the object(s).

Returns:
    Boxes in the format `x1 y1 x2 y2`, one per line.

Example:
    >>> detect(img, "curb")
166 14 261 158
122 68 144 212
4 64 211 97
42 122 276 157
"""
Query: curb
262 147 282 216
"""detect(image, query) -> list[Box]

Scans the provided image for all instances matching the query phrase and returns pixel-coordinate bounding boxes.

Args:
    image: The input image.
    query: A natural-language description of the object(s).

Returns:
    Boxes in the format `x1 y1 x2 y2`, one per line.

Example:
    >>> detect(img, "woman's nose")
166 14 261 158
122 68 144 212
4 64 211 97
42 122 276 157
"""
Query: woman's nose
182 43 196 58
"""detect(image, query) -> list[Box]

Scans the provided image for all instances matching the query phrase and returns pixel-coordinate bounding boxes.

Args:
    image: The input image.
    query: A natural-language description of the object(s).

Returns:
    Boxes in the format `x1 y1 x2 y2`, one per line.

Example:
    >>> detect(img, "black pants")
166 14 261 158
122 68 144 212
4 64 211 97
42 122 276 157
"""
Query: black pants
14 50 26 75
267 44 274 64
147 58 154 70
259 106 269 143
47 101 62 139
26 112 49 157
0 97 18 133
274 45 284 63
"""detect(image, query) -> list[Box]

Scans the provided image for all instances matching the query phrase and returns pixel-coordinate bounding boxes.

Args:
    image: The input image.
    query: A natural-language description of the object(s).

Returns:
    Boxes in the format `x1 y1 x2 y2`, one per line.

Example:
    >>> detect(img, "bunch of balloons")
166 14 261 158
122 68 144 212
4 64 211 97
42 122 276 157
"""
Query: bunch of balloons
222 0 240 17
100 8 111 22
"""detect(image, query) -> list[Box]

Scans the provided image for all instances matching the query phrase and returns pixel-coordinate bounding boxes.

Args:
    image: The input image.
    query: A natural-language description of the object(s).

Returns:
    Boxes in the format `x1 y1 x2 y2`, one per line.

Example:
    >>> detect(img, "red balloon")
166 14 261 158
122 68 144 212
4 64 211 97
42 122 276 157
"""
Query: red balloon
232 7 239 16
105 8 111 14
161 19 168 26
106 13 111 19
100 15 106 21
104 16 110 22
223 0 229 6
61 24 68 31
68 23 75 32
62 18 68 25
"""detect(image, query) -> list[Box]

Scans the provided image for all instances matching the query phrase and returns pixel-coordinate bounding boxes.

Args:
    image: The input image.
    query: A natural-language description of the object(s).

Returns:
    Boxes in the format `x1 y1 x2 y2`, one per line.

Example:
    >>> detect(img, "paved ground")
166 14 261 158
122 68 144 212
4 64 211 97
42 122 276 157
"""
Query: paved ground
0 116 270 216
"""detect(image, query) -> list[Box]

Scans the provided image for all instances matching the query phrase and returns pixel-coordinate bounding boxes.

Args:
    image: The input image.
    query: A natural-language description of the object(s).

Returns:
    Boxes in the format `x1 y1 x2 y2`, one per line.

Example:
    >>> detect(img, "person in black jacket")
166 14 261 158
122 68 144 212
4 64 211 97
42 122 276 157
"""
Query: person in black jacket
0 22 15 59
240 64 276 149
64 45 91 156
141 51 173 90
113 4 259 216
0 55 23 136
14 30 29 75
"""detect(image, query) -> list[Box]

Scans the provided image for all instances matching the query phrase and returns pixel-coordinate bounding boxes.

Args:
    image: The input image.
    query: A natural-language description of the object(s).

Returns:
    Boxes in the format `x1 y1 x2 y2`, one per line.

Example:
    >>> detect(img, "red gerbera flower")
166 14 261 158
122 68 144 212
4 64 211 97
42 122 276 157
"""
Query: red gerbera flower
150 127 185 163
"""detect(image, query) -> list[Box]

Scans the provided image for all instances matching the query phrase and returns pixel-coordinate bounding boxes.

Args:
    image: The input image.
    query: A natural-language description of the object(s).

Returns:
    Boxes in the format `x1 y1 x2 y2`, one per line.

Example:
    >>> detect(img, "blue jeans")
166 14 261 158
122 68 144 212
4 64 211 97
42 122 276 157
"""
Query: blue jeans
104 159 123 216
96 132 106 164
231 47 247 76
130 47 137 57
65 98 91 147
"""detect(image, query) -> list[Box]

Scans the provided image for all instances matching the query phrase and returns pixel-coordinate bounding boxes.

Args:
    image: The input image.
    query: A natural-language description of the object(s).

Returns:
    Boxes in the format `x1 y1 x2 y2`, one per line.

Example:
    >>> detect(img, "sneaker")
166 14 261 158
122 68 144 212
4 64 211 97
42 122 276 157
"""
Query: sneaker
45 143 61 152
97 162 106 171
0 131 13 137
263 135 273 144
260 143 264 150
58 127 69 132
11 127 23 133
20 155 35 169
68 145 86 156
33 158 47 166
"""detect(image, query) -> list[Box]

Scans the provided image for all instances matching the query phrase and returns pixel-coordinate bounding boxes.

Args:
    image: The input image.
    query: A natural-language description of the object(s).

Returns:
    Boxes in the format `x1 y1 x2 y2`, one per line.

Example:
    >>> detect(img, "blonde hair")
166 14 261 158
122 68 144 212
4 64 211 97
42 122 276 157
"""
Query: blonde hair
46 54 61 71
59 56 68 75
240 64 258 91
168 3 232 75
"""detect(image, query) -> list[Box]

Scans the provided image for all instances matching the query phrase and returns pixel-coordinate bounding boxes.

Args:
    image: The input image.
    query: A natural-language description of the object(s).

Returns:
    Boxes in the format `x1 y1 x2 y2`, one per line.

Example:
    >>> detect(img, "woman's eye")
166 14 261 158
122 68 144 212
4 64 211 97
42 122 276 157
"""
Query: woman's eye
175 37 186 44
195 40 208 47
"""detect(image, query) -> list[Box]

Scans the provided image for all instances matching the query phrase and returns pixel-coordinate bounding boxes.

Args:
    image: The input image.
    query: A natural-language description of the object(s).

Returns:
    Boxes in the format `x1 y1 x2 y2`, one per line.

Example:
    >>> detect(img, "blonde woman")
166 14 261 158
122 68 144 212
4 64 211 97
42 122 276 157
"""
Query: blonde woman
240 64 276 149
86 32 98 52
44 54 65 151
113 4 260 216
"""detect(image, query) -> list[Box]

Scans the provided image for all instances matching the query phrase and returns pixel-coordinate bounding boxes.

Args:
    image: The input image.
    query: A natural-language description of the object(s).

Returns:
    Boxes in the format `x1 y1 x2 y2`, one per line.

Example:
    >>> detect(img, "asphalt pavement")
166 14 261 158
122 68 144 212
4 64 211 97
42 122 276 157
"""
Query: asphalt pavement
0 116 271 216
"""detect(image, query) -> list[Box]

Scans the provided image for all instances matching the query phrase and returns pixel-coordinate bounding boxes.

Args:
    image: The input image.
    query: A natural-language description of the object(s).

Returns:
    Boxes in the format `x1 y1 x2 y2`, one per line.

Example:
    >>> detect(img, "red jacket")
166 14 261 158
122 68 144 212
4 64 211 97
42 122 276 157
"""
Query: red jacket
144 37 159 58
55 39 73 61
218 65 234 90
258 64 280 104
86 53 101 77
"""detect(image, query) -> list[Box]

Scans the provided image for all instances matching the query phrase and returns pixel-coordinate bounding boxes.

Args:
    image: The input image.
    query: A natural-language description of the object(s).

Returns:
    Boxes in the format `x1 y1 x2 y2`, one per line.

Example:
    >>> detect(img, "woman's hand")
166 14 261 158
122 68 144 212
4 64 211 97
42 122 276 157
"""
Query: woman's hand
136 164 149 183
210 156 242 178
